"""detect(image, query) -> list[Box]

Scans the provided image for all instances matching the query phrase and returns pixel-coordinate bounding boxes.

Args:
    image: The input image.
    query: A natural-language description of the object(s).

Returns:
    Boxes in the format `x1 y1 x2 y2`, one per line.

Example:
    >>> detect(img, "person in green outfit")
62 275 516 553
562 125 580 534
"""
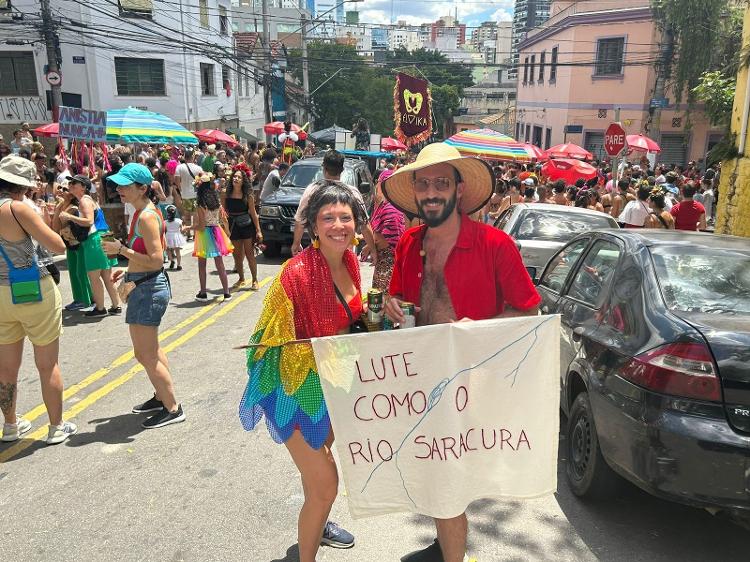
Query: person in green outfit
201 144 217 173
53 192 92 310
58 175 121 318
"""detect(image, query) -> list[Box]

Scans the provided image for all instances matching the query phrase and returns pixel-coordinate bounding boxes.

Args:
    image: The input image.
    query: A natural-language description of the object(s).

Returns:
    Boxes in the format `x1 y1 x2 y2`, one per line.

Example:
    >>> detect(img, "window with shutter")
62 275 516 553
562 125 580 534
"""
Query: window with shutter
0 52 38 96
595 38 625 76
114 57 165 96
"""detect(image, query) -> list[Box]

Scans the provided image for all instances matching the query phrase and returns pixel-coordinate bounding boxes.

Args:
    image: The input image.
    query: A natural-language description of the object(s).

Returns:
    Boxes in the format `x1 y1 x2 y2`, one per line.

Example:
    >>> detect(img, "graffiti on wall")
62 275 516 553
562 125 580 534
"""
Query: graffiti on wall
0 97 50 123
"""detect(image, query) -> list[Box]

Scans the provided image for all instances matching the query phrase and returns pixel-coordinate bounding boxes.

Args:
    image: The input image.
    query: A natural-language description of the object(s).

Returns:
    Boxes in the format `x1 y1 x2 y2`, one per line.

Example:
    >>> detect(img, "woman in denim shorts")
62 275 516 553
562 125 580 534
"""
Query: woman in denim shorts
102 163 186 430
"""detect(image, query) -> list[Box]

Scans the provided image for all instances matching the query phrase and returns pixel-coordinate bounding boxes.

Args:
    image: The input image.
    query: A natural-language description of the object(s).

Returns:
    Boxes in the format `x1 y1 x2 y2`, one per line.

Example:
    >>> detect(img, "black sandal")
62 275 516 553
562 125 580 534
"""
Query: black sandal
108 306 122 315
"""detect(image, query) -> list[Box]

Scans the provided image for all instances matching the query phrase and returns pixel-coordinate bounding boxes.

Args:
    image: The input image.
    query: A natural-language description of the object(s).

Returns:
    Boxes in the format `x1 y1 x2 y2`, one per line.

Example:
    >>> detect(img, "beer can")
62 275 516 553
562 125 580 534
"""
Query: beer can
383 317 395 331
367 288 384 326
400 302 416 329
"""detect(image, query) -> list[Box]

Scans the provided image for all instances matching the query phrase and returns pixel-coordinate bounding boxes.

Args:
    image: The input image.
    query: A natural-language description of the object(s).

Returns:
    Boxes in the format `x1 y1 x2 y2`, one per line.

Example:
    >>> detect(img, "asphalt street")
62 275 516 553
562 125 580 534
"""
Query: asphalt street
1 248 748 562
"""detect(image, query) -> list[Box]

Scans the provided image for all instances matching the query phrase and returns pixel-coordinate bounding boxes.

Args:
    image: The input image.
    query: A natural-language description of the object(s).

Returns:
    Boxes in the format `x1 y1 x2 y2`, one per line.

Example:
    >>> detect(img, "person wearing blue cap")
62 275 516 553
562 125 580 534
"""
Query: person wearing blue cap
102 163 185 429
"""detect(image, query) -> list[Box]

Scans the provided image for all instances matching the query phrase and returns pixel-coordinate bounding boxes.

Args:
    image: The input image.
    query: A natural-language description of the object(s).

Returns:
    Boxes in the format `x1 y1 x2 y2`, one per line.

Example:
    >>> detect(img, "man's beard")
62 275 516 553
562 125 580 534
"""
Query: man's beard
415 191 458 227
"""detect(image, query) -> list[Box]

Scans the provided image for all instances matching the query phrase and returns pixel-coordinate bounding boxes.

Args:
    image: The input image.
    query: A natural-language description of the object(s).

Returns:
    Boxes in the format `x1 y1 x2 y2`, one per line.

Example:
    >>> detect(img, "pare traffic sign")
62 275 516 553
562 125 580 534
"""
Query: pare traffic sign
604 123 627 156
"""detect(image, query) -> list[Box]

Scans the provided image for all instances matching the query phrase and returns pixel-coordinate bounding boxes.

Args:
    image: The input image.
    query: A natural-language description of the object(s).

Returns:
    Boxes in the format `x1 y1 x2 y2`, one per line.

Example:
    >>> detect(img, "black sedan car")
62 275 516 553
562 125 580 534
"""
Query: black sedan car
536 229 750 515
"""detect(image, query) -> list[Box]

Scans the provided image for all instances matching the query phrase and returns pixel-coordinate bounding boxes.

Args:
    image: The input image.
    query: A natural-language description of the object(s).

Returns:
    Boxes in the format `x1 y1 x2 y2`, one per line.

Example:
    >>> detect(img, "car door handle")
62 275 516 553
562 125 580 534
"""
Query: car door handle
572 326 585 342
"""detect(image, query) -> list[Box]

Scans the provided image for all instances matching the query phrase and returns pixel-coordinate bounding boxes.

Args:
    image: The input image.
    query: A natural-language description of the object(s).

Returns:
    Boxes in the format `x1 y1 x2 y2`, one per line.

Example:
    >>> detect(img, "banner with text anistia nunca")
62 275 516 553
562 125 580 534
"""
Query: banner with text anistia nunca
312 315 561 519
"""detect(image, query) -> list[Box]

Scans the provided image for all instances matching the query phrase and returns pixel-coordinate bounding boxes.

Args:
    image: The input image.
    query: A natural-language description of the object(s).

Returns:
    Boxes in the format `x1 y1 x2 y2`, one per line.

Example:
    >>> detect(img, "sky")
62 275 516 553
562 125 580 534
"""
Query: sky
355 0 515 30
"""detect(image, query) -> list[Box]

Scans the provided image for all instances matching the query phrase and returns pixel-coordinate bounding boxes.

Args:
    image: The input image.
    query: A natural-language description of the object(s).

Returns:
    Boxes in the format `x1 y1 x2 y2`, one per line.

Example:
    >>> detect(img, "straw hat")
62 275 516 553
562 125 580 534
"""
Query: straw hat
381 143 494 216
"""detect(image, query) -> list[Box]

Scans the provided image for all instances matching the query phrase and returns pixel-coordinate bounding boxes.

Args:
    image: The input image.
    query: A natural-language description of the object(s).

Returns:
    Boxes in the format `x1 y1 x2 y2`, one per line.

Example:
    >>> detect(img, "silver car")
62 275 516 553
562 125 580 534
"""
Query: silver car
493 203 619 281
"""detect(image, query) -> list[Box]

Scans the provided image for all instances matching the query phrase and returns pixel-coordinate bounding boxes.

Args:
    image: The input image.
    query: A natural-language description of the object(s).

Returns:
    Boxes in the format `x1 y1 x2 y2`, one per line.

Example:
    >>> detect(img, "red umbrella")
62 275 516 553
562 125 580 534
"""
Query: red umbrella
263 121 308 141
193 129 239 147
626 134 660 153
381 137 407 151
545 143 593 160
523 143 547 161
541 158 598 184
33 123 59 138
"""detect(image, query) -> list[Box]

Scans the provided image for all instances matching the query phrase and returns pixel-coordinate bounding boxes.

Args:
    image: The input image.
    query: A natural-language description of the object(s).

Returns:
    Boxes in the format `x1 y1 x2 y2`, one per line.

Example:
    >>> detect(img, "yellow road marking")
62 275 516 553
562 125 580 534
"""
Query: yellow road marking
19 294 224 424
0 277 271 463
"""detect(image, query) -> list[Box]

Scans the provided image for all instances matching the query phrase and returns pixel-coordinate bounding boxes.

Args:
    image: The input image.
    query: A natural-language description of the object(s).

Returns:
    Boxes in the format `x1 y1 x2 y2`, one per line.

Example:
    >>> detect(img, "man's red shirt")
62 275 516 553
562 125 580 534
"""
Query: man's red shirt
670 199 705 231
389 214 541 321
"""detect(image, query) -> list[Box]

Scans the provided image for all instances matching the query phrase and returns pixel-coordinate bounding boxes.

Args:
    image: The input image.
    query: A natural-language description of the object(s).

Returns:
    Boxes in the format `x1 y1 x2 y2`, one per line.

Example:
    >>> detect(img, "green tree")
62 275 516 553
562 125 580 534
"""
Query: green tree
692 71 736 127
288 42 476 136
288 41 394 134
386 47 474 92
651 0 745 104
430 84 461 138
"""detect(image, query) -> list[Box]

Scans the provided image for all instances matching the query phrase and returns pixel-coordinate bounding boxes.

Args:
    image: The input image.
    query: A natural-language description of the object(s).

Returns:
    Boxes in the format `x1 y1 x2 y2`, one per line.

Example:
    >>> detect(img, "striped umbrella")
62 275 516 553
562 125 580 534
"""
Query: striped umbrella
445 128 531 161
105 108 197 145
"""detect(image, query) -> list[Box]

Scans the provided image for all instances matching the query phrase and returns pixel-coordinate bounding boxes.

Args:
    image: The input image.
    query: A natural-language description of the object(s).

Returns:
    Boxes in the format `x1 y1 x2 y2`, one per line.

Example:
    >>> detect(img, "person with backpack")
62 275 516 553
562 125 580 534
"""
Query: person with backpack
0 155 77 445
53 189 93 311
58 175 121 317
174 150 202 237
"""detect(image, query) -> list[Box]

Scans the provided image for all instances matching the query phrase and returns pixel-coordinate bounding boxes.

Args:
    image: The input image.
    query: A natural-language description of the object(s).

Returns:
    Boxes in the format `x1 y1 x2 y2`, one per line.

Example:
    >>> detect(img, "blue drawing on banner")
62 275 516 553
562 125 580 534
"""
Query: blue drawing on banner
360 315 556 507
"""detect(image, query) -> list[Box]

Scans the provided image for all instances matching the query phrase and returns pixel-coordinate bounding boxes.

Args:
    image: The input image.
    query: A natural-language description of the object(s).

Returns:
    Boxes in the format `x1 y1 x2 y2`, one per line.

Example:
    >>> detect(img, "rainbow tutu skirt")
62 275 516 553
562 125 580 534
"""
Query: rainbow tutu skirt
193 225 234 258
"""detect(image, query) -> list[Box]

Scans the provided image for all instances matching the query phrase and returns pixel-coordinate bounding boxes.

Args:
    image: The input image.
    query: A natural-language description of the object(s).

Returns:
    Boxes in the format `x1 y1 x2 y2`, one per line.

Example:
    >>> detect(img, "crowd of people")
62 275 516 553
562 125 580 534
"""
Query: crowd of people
483 157 717 231
0 120 724 562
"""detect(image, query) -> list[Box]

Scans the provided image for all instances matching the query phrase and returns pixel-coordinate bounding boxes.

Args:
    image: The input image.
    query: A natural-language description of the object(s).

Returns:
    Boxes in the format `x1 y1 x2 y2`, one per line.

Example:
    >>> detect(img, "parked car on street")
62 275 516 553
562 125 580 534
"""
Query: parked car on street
258 157 373 258
536 229 750 516
493 203 618 281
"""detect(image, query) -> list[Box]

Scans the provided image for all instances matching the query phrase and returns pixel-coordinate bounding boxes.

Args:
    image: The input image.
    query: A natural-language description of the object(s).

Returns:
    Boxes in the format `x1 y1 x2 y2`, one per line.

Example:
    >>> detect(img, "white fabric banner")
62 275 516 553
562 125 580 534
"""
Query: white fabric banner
312 315 561 520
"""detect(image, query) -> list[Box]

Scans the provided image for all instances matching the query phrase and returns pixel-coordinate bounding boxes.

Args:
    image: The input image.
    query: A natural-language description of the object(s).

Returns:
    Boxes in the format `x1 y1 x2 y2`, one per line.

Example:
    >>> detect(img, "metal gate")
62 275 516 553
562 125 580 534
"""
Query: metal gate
584 132 605 161
659 134 687 168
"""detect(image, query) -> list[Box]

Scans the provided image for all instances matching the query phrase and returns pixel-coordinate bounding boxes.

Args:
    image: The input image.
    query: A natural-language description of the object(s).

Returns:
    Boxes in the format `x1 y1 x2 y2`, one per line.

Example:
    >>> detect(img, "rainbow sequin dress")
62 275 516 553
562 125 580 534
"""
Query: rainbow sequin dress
238 248 361 450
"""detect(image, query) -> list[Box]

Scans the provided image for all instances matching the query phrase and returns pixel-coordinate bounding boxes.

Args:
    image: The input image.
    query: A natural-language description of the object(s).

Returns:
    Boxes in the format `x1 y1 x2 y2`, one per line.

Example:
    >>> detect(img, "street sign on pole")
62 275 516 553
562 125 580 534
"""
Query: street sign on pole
45 70 62 87
604 122 627 156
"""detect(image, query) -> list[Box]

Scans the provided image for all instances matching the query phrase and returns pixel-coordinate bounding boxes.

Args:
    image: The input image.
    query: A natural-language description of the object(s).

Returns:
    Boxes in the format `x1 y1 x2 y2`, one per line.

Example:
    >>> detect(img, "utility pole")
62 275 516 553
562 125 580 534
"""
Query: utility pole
40 0 63 122
261 0 274 140
301 12 311 128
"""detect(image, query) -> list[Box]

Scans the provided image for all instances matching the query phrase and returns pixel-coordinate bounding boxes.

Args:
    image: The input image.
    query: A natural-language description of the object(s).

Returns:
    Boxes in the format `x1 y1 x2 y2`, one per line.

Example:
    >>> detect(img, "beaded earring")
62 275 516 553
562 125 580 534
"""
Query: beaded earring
352 237 359 247
312 236 320 249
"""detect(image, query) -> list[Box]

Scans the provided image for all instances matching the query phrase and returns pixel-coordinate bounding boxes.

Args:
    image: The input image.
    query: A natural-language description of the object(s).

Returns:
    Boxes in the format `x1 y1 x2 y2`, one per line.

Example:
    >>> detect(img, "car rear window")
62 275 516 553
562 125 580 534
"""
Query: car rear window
281 165 356 188
512 210 615 241
651 246 750 314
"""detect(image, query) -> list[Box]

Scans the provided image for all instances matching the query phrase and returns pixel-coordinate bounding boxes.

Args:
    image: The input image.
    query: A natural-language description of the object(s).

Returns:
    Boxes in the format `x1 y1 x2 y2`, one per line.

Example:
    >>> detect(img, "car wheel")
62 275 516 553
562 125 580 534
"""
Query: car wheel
262 241 281 258
566 391 620 499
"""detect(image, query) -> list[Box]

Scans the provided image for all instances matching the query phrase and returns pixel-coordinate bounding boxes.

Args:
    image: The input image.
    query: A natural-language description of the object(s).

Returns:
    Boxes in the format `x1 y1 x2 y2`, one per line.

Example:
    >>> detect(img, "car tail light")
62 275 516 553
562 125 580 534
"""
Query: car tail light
620 343 722 402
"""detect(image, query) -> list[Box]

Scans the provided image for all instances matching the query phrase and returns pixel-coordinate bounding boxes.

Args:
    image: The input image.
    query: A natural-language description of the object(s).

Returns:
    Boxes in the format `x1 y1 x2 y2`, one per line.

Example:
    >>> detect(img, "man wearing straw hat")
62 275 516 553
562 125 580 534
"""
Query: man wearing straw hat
382 143 541 562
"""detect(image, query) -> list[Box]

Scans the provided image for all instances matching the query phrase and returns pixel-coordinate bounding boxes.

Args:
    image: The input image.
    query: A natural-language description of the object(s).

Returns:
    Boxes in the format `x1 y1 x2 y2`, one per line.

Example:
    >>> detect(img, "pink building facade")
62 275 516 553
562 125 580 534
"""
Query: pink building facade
515 0 723 167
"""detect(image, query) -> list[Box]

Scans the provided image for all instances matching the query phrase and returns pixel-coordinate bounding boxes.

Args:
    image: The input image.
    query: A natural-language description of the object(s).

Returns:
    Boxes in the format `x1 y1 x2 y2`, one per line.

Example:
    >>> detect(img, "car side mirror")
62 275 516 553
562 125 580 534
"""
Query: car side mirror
358 181 371 194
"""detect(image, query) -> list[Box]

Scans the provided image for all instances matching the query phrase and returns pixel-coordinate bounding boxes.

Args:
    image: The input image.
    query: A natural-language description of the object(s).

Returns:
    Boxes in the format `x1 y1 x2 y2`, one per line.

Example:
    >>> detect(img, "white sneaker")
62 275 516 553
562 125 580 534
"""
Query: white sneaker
1 418 32 442
46 421 78 445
